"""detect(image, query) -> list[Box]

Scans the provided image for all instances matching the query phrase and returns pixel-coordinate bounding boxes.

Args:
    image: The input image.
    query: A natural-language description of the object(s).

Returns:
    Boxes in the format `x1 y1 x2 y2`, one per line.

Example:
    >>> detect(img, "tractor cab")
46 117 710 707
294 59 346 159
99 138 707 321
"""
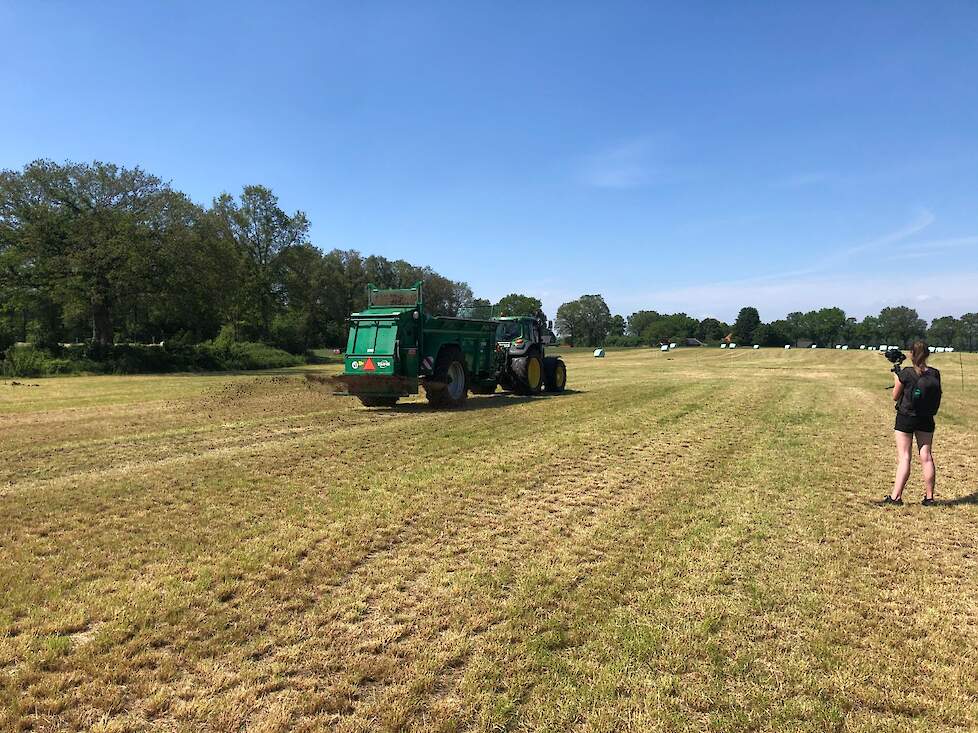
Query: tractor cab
494 315 555 357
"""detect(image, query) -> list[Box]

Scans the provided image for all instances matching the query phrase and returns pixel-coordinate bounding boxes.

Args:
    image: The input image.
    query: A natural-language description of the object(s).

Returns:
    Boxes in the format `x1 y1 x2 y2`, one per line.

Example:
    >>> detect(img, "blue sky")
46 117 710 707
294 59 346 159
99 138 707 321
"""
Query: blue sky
2 1 976 322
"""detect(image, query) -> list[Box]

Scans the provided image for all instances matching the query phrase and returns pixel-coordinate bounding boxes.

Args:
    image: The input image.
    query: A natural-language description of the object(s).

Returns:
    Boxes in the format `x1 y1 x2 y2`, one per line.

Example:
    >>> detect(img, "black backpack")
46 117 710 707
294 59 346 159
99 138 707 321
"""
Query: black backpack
903 367 942 417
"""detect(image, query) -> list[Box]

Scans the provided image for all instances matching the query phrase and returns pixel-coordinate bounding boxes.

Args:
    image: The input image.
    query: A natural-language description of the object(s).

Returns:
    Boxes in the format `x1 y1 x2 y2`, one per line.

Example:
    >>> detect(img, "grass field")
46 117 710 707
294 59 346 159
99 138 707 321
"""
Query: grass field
2 348 978 732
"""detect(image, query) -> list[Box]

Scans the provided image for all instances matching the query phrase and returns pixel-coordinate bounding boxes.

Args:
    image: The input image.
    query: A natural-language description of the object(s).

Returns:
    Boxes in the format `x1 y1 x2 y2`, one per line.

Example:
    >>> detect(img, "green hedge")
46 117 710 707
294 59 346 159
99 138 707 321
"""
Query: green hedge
1 341 304 378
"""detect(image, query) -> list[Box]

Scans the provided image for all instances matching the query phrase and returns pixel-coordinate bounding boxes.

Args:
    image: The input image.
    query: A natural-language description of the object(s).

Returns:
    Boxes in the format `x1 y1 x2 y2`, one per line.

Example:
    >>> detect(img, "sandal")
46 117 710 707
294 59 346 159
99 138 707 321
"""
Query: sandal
883 496 903 505
922 496 935 506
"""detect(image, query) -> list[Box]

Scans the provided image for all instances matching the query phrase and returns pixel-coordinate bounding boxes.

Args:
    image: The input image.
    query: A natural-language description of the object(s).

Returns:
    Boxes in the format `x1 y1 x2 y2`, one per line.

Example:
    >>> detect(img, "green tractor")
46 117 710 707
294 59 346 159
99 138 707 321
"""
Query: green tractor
485 315 567 396
318 283 567 408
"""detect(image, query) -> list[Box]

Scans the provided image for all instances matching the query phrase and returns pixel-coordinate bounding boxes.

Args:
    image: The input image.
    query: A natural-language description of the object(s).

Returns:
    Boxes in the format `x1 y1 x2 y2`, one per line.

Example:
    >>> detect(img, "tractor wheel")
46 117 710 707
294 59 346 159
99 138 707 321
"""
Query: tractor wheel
511 354 543 395
358 395 399 408
543 357 567 393
426 346 468 407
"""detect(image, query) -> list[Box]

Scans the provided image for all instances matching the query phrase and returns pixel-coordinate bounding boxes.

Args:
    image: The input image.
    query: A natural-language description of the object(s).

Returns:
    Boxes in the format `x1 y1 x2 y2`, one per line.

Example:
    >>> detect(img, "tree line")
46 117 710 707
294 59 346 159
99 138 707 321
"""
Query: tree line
554 297 978 350
0 160 476 354
3 160 975 366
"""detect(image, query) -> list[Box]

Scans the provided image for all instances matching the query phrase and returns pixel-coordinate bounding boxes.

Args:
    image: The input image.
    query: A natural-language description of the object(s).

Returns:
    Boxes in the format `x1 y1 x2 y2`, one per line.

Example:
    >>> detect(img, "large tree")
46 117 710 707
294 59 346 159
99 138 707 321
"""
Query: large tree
878 306 926 346
211 185 310 339
556 294 612 346
495 293 543 318
697 317 728 342
927 316 958 347
732 306 761 344
609 314 626 337
958 313 978 352
0 160 187 347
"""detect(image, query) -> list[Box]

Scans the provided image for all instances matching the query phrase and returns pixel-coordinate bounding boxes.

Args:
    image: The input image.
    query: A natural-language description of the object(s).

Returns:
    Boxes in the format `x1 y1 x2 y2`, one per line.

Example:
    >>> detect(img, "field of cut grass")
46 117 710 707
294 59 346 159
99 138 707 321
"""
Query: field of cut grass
2 348 977 732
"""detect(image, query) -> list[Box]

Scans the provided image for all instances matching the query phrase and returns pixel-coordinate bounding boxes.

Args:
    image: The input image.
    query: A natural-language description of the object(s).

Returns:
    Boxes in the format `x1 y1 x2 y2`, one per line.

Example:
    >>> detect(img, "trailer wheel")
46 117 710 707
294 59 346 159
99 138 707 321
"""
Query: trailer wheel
358 396 399 408
511 354 543 395
544 357 567 393
426 346 468 407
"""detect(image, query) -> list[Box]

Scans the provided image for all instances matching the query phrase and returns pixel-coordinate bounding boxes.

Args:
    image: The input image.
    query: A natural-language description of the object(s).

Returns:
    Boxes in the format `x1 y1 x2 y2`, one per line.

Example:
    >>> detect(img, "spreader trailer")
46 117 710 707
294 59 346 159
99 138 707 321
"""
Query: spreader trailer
314 283 567 408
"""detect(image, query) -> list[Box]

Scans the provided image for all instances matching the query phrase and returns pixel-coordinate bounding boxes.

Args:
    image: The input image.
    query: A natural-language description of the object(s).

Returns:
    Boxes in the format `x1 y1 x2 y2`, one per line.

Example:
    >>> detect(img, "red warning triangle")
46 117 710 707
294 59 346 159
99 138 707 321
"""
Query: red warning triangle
363 357 376 371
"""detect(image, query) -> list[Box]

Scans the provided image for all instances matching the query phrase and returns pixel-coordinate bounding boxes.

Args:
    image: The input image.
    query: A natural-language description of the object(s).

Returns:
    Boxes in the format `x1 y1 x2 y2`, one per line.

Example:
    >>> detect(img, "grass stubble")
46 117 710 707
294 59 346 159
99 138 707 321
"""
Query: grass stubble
1 349 977 731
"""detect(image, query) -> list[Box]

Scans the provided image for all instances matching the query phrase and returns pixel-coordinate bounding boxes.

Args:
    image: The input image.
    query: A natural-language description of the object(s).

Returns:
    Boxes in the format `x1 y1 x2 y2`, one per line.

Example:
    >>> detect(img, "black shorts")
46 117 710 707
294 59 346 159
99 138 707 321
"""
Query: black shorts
895 413 935 434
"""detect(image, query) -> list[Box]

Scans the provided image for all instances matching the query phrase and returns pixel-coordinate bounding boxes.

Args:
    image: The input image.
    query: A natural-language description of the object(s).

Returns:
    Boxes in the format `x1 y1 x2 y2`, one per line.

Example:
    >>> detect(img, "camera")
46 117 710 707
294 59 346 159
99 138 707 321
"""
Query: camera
883 348 906 374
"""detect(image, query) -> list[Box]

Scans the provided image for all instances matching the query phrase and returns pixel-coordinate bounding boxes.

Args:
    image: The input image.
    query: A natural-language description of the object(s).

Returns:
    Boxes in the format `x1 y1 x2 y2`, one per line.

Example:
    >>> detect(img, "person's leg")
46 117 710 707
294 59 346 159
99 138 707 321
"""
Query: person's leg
891 430 913 500
916 431 935 501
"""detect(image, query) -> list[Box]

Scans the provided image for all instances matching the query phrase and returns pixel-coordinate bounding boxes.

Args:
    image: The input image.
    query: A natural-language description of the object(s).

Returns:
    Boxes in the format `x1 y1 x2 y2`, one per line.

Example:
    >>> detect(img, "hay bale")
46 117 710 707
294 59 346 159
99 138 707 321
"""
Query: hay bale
593 348 605 358
660 344 669 352
720 343 727 349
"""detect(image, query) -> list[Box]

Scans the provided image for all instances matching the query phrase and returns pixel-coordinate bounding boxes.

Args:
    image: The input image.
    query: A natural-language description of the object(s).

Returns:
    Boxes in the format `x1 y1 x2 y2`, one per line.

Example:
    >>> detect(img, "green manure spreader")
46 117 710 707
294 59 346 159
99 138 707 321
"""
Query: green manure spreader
322 283 567 408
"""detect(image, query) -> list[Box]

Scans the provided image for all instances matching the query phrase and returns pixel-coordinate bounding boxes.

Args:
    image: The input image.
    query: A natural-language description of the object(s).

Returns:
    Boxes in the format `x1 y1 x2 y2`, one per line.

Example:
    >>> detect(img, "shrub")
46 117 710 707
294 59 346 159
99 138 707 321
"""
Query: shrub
1 340 303 377
199 341 303 371
2 345 48 377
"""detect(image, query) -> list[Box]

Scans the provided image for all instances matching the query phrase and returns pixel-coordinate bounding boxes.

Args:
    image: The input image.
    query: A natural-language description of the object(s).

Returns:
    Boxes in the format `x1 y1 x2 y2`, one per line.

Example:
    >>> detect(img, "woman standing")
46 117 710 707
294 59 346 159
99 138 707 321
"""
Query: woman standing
886 341 942 505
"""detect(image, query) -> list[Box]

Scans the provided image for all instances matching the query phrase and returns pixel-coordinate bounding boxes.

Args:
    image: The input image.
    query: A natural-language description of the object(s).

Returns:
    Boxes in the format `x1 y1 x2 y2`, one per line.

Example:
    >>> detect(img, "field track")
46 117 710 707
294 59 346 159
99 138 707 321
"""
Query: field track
2 348 978 732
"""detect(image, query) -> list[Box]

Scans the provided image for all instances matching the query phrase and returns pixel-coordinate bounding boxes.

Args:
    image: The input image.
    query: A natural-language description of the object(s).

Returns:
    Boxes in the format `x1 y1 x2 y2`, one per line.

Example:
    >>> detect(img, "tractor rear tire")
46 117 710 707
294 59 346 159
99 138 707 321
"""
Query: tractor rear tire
426 346 468 408
358 396 399 407
511 354 543 395
543 357 567 393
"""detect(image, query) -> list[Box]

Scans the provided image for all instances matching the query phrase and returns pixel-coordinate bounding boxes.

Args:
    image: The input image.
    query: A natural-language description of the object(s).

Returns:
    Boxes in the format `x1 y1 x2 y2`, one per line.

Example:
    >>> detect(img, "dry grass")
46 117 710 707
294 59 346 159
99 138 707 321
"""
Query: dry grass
2 348 977 732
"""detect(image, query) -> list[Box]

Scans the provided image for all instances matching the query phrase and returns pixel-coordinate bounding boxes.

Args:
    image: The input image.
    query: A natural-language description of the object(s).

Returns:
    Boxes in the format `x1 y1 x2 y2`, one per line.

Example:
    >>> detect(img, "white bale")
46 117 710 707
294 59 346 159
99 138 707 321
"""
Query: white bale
936 347 945 353
835 345 842 349
784 344 791 350
593 348 605 358
842 345 849 350
720 343 727 349
948 347 955 352
860 345 866 349
669 342 677 349
879 344 887 351
928 346 936 352
811 344 817 349
660 344 669 352
730 343 737 349
753 344 760 349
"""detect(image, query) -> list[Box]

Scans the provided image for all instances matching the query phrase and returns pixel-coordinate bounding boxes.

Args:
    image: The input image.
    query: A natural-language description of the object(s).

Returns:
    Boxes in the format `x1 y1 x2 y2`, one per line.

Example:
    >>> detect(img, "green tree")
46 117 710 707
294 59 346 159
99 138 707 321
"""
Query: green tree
211 185 310 339
626 310 661 338
696 317 728 342
609 314 626 337
809 307 847 345
754 320 790 346
496 293 543 317
732 307 761 344
957 313 978 352
0 160 183 347
556 294 612 346
927 315 958 347
852 315 882 346
878 306 926 346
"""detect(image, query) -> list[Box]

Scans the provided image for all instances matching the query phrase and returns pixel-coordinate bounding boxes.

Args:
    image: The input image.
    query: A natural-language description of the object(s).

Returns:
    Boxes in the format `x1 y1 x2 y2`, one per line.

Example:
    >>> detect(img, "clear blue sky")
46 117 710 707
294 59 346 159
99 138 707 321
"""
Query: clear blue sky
3 1 976 322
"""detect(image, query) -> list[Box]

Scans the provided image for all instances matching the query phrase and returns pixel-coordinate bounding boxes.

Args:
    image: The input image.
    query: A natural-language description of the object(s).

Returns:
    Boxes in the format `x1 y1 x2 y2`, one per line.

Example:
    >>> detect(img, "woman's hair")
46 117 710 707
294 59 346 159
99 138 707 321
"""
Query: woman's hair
910 340 929 375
